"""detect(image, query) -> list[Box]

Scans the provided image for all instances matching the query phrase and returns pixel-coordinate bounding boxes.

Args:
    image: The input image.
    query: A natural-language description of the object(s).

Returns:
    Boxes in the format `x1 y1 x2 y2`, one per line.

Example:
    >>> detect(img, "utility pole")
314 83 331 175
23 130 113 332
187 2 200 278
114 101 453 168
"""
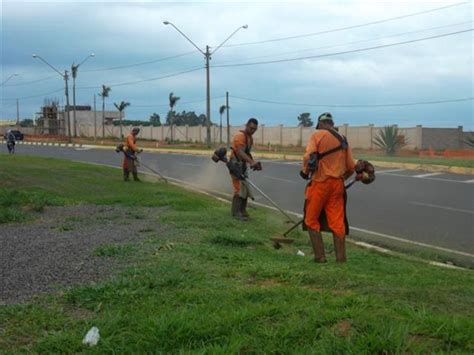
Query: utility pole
72 69 77 137
205 45 211 147
32 54 74 143
93 94 97 142
163 22 247 148
71 54 95 138
226 91 230 149
16 99 20 126
64 70 72 142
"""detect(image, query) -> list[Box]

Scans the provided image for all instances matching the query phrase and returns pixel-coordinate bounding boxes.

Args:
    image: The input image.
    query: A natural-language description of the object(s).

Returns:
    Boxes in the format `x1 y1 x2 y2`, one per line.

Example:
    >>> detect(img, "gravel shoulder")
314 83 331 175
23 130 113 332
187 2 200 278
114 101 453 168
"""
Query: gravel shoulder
0 205 165 304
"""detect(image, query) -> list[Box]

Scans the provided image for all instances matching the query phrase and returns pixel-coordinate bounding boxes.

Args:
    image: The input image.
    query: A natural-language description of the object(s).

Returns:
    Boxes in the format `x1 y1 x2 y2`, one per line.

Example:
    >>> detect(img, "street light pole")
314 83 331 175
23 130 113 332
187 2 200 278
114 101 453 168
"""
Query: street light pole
205 45 211 146
71 53 95 138
1 73 19 86
16 99 20 126
32 54 72 143
163 21 247 147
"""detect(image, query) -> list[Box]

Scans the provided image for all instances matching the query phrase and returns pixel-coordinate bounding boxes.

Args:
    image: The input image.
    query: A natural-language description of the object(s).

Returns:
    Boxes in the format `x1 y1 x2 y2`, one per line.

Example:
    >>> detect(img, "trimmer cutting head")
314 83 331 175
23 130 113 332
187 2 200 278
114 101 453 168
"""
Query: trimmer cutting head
270 236 295 249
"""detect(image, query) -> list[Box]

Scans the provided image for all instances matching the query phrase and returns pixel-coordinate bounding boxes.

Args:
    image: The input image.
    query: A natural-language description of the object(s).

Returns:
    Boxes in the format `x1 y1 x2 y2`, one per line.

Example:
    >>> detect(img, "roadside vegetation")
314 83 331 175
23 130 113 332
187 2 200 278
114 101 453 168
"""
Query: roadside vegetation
0 155 473 353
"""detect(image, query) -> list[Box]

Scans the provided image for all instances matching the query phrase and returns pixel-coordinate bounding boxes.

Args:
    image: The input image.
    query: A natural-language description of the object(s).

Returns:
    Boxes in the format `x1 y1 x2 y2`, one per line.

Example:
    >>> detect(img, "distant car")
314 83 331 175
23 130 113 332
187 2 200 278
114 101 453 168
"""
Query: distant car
3 130 24 141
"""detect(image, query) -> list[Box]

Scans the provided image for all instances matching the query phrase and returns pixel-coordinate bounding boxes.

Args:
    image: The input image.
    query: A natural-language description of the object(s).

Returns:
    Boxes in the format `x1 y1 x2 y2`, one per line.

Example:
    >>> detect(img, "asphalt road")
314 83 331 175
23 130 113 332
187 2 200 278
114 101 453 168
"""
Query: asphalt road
4 144 474 257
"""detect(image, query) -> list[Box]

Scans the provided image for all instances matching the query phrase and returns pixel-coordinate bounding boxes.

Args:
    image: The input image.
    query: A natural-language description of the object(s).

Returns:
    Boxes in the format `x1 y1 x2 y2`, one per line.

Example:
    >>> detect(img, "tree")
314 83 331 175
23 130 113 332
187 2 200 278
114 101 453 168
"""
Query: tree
19 119 34 127
219 105 227 144
373 126 406 155
168 92 180 142
297 112 313 127
149 113 161 126
113 101 131 138
98 85 111 138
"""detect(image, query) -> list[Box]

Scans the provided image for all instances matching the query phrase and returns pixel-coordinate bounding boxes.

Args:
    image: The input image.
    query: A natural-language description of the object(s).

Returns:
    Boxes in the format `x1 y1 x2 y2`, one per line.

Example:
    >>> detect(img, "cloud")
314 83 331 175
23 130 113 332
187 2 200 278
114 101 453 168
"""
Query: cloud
1 1 472 129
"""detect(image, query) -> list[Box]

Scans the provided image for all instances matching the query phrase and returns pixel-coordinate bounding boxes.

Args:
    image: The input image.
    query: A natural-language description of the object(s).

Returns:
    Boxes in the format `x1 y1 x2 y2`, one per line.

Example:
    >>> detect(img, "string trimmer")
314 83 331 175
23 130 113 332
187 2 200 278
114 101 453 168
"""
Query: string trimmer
115 144 168 183
270 160 376 248
211 147 295 223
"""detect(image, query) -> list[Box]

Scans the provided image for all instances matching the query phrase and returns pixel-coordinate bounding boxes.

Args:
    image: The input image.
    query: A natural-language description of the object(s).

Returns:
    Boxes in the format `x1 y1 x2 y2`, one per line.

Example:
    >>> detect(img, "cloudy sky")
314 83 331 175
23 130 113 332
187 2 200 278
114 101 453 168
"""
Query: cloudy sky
1 0 472 129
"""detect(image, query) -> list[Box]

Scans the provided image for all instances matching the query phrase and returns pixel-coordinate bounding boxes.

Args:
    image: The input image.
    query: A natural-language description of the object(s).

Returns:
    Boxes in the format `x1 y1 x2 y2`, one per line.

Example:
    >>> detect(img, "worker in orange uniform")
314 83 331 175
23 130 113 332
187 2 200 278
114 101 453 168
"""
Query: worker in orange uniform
229 118 262 220
300 113 355 263
123 127 143 181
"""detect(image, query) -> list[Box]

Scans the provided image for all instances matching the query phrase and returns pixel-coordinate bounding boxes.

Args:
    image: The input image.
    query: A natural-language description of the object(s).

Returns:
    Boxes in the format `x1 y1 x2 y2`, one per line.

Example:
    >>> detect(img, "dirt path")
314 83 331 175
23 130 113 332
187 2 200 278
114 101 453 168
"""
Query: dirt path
0 205 164 304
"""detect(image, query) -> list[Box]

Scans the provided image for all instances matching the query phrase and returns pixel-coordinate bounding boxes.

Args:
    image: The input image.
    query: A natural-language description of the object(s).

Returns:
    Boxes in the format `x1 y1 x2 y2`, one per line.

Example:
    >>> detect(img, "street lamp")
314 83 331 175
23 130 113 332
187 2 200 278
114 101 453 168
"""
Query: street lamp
163 21 248 147
32 54 72 142
1 73 19 86
71 53 95 137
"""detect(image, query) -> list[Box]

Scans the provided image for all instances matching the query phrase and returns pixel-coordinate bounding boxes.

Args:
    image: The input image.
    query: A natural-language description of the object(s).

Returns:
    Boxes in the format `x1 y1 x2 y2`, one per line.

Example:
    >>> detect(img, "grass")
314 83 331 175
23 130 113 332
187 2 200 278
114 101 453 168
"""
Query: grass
0 155 473 353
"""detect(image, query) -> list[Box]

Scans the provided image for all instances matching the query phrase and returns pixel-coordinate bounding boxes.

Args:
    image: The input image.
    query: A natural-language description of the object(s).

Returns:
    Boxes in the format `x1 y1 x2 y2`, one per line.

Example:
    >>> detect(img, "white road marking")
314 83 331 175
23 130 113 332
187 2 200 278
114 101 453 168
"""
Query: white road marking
464 179 474 183
74 147 92 151
378 172 471 184
377 168 406 174
410 201 474 215
263 175 296 183
413 172 443 178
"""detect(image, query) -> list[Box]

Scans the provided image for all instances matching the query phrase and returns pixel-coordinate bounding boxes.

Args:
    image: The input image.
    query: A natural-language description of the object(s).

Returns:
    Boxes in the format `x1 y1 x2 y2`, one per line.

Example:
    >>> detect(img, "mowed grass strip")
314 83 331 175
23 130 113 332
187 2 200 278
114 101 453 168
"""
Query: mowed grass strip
0 155 473 353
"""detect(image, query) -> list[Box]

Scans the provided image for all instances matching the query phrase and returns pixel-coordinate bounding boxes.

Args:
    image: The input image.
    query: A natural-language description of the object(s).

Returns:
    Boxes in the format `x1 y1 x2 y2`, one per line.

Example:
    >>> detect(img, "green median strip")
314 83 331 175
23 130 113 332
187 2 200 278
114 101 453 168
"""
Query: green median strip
0 155 473 353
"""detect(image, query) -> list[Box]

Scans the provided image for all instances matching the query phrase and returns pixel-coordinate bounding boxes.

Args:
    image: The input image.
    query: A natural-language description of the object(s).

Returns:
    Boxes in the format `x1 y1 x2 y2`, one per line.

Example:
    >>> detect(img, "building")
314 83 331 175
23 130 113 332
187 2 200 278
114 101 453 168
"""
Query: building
35 105 122 135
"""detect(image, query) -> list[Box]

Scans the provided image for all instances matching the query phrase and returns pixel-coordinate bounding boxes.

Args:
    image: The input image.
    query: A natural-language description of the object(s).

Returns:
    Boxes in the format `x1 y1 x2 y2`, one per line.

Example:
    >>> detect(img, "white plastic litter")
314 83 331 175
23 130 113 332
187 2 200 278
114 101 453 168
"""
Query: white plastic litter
296 250 305 256
82 326 100 347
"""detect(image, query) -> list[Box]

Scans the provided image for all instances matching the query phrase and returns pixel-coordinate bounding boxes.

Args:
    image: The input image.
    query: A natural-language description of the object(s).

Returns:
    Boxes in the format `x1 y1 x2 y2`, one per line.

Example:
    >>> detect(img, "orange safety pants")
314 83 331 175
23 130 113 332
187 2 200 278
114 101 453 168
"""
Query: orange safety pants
230 174 241 196
304 177 348 238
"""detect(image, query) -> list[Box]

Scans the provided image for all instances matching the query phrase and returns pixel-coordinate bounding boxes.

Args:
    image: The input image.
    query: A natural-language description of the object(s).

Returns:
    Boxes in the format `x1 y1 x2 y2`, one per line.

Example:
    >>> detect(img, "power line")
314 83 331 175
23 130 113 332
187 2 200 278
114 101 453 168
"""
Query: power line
131 96 225 108
77 66 203 90
222 2 468 47
214 21 472 65
2 88 64 101
232 95 474 108
213 28 473 68
1 75 57 87
82 51 199 72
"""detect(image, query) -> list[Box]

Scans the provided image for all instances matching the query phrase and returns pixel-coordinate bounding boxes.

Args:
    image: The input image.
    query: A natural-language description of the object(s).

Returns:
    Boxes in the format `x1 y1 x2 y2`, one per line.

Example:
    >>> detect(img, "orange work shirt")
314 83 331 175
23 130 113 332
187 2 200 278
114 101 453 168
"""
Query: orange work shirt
303 129 355 182
125 134 138 152
230 130 253 160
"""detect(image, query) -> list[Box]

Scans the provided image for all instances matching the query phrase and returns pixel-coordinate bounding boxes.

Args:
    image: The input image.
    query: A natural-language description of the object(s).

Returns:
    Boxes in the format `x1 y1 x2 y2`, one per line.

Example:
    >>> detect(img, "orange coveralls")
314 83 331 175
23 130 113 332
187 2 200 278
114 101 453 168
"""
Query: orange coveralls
230 130 253 196
122 134 139 172
302 129 355 238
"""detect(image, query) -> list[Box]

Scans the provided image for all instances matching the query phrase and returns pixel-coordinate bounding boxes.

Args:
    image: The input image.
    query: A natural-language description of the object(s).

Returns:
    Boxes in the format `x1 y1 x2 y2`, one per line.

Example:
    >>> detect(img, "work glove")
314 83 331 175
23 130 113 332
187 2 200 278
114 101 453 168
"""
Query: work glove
137 149 143 153
250 161 262 171
299 170 310 180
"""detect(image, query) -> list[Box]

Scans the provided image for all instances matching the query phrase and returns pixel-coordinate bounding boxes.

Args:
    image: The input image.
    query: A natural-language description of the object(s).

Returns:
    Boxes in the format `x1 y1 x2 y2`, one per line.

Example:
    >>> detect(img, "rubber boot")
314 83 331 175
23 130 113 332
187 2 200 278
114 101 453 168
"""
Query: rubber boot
231 195 240 217
333 236 347 263
231 195 248 221
240 197 250 218
132 172 141 182
123 169 130 181
308 230 326 263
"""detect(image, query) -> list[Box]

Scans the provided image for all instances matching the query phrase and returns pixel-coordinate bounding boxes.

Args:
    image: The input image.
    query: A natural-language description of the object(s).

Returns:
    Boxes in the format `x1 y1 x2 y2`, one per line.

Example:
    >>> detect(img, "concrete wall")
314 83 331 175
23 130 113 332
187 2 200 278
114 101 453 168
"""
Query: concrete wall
4 121 471 151
421 126 465 150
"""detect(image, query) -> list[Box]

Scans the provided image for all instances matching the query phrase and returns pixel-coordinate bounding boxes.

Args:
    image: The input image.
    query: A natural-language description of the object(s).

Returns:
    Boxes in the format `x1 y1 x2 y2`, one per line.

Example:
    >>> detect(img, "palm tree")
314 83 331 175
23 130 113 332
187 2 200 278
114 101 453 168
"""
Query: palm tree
297 112 313 127
219 105 227 144
98 85 111 138
168 92 180 142
373 126 406 155
114 101 131 139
